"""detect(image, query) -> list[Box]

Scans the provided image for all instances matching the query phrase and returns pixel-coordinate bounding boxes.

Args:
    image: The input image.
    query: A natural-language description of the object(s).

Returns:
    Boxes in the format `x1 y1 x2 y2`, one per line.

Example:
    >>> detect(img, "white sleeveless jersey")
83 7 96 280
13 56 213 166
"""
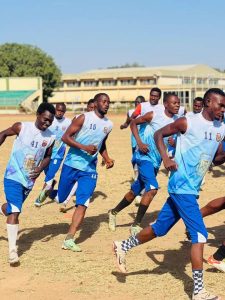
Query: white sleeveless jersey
49 117 71 159
136 110 177 169
5 122 55 189
64 111 113 172
168 113 225 195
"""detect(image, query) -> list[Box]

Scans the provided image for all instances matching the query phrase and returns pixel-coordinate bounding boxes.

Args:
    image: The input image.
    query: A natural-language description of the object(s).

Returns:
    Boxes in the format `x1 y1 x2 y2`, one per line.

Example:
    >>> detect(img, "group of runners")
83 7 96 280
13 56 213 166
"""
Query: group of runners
0 87 224 300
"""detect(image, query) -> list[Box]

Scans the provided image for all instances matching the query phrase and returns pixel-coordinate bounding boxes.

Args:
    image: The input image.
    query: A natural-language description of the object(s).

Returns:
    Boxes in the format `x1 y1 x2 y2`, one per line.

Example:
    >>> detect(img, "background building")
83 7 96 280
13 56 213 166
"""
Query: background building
50 64 225 110
0 77 42 112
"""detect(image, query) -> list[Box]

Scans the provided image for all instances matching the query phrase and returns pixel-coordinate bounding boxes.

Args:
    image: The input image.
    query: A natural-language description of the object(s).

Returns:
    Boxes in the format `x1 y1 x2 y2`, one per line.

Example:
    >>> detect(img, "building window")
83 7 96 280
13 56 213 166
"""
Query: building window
182 77 193 84
120 79 136 86
83 80 98 87
197 78 206 84
209 79 218 85
140 78 156 85
66 81 80 87
102 80 117 86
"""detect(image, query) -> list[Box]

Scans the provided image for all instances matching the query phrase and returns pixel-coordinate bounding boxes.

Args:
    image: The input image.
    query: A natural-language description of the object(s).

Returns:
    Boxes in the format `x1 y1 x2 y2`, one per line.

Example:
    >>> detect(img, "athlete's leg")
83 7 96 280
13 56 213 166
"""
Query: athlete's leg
3 178 31 265
131 160 159 234
35 158 62 206
201 196 225 217
62 171 97 252
113 196 180 273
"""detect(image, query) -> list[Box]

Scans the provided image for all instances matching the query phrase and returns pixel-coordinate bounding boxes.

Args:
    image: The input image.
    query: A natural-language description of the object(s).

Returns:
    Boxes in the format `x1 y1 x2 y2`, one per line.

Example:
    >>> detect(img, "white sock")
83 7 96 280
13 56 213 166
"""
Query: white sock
7 224 19 252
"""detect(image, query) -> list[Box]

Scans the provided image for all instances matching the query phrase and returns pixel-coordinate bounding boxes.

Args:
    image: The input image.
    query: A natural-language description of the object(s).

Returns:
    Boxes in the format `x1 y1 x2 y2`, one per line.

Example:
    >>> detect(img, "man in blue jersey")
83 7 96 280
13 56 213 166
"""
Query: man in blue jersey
113 88 225 300
54 93 114 252
108 93 180 235
0 103 55 265
34 102 71 207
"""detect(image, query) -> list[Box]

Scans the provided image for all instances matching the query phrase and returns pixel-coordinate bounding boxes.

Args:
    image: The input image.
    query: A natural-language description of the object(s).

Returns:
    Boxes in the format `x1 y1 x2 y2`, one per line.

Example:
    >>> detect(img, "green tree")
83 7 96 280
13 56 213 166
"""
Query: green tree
107 62 144 69
0 43 61 102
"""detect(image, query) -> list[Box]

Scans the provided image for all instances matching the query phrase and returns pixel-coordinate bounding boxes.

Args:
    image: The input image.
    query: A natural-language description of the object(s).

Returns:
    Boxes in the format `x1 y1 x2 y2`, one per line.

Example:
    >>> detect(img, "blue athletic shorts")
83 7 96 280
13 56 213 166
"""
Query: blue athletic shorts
4 178 31 213
131 159 158 196
151 193 208 244
55 164 97 207
44 158 63 184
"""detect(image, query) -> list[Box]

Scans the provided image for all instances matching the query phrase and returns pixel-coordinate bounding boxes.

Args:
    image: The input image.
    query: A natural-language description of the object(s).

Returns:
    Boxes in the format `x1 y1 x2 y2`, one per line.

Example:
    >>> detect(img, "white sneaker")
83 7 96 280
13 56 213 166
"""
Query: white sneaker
135 195 141 206
108 210 116 231
113 241 127 273
192 288 221 300
9 248 19 265
207 255 225 273
130 224 142 236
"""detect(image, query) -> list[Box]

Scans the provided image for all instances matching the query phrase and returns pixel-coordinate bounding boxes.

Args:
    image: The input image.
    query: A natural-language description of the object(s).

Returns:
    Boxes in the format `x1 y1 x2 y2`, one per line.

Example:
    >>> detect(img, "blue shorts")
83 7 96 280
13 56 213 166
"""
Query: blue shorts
151 193 208 244
55 164 97 207
44 158 63 184
4 178 31 213
131 159 158 196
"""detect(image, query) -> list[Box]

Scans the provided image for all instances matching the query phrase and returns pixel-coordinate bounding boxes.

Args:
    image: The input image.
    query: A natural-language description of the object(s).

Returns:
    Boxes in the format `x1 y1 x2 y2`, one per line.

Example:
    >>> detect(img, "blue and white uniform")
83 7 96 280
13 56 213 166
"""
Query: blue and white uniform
44 116 71 184
131 110 177 196
4 122 55 213
152 113 225 243
56 111 113 207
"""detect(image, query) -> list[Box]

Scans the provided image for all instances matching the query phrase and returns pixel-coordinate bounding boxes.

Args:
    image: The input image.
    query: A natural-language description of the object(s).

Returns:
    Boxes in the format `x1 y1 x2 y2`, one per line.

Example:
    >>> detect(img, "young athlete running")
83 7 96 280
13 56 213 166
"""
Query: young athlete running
113 88 225 300
108 93 180 235
0 103 55 265
34 102 71 207
54 93 114 252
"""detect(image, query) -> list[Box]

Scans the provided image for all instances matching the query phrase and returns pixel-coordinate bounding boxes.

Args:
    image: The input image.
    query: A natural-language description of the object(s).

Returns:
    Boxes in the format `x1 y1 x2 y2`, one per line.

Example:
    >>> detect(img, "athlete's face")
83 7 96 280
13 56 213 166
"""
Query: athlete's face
87 103 95 112
207 93 225 120
165 95 180 115
55 105 66 119
96 95 110 115
149 91 161 105
36 111 54 131
193 100 203 113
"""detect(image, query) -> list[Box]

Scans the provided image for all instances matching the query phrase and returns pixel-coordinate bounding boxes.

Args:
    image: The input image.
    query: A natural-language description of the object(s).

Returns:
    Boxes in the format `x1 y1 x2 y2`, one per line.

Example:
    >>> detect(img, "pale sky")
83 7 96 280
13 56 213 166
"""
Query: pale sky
1 0 225 73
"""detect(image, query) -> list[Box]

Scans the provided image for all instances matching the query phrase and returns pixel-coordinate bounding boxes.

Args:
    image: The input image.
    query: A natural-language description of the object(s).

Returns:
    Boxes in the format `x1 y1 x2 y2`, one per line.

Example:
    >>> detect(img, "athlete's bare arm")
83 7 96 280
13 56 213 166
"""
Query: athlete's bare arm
154 117 187 171
120 112 131 129
130 112 153 154
99 135 114 169
62 114 97 155
29 143 54 179
213 142 225 166
0 122 21 146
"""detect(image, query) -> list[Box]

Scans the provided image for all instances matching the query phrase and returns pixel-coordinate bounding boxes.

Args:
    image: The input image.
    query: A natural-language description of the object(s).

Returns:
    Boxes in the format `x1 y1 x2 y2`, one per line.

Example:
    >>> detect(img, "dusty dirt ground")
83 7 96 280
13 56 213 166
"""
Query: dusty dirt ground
0 113 224 300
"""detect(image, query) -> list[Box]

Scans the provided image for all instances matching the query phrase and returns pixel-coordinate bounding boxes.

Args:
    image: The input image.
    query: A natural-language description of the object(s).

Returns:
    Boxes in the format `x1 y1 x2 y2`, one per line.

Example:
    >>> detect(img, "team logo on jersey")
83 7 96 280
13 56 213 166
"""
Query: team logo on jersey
103 127 108 134
216 133 222 142
62 126 66 131
42 140 48 147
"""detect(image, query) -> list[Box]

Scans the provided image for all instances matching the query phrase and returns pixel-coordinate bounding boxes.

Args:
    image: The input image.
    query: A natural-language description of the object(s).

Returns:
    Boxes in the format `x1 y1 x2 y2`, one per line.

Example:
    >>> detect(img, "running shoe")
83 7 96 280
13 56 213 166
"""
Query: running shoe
207 255 225 272
108 210 116 232
62 239 82 252
113 241 127 273
192 288 221 300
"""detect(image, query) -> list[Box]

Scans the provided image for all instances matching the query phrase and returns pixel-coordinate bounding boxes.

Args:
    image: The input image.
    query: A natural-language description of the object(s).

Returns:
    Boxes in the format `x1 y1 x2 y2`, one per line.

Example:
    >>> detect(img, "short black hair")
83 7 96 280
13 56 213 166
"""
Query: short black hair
193 97 203 103
37 103 55 115
150 87 162 98
135 95 145 103
56 102 66 108
203 88 225 106
94 93 109 102
87 98 95 105
163 92 177 103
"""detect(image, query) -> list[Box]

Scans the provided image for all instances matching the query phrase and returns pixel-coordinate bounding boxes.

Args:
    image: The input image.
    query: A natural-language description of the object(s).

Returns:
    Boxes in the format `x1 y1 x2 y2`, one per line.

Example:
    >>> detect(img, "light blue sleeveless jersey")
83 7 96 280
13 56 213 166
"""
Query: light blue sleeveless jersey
5 122 55 189
49 117 71 159
64 111 113 172
168 113 225 195
136 110 177 169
